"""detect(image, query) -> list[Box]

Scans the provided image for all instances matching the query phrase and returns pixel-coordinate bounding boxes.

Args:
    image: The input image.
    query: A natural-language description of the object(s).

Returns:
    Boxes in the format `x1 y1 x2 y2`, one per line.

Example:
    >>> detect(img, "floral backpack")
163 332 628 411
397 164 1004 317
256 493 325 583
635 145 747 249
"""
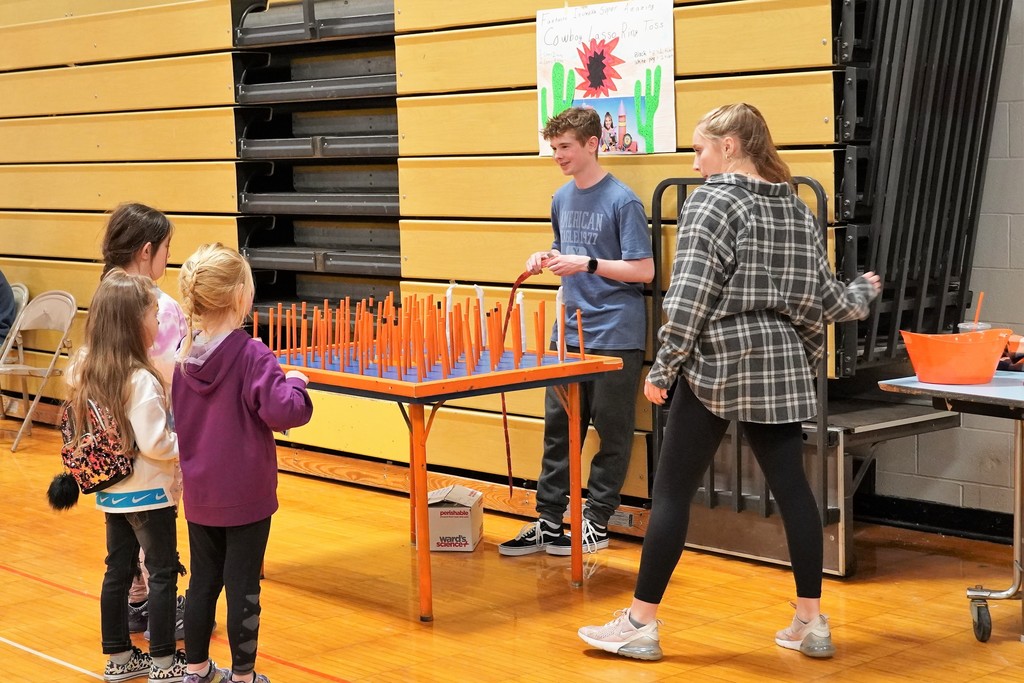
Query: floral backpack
57 400 134 495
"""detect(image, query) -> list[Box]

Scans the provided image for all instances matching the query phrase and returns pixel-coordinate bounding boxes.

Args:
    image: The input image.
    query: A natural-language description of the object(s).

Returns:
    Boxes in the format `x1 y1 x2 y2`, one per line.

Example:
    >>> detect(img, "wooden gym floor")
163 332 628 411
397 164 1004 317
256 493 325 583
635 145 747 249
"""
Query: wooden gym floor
2 417 1024 682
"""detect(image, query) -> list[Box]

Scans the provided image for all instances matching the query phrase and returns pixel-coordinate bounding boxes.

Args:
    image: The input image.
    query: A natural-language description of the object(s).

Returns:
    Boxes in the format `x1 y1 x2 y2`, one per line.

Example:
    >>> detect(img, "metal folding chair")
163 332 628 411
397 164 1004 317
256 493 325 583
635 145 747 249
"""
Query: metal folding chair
10 283 28 319
0 290 76 452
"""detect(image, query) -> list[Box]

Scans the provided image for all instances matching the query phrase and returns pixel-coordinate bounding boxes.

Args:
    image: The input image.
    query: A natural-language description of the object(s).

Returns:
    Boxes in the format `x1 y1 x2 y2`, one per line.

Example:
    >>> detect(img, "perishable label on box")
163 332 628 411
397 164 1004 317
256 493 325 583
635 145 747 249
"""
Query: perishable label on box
427 484 483 552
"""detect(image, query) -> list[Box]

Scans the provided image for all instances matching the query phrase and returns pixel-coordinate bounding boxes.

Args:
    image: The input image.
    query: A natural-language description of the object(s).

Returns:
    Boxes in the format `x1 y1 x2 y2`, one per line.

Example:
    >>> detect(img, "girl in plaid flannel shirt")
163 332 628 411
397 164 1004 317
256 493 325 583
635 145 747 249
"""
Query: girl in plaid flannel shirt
579 104 881 661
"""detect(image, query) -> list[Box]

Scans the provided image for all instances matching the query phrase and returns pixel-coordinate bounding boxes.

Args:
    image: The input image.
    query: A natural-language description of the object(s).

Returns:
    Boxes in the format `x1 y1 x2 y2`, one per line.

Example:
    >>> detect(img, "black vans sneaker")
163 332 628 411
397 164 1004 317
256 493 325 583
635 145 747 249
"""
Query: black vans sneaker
547 519 609 555
498 519 563 556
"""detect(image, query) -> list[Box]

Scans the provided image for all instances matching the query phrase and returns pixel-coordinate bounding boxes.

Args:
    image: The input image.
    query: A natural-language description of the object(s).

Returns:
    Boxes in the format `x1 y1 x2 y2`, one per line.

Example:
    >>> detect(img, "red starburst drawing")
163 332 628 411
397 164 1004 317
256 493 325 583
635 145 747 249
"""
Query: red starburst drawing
574 37 625 98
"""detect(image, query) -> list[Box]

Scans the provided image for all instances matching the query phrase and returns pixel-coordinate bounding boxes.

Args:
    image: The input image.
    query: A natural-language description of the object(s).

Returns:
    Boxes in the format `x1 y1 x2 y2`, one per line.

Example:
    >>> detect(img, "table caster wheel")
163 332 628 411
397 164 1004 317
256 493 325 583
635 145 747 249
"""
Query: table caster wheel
970 599 991 642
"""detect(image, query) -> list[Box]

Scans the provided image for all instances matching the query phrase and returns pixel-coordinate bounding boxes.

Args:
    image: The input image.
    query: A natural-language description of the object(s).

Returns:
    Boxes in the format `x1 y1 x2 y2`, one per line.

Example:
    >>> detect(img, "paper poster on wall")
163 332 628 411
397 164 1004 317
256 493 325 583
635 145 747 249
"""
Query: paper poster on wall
536 0 675 155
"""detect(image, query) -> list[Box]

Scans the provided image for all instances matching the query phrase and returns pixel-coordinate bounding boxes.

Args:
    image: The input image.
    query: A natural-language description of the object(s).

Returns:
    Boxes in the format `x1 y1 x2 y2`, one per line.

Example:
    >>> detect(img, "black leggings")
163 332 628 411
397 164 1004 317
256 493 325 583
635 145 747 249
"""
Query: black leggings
634 381 823 604
184 517 271 676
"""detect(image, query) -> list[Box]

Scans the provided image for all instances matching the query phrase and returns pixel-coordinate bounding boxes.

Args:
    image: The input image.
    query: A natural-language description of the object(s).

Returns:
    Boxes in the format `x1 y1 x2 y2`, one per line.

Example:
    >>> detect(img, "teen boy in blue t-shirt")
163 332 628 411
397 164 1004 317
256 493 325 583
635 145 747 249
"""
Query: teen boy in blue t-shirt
499 106 654 557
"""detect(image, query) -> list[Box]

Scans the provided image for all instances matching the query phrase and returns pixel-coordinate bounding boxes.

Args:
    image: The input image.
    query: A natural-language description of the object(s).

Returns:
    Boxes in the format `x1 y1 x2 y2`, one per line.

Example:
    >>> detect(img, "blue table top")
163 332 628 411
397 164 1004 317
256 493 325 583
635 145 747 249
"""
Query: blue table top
880 371 1024 410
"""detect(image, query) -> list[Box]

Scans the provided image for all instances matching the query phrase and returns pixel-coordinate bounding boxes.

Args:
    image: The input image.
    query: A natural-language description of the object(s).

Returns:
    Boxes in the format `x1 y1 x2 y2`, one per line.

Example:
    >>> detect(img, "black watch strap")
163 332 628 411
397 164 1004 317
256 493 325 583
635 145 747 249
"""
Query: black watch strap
587 257 598 274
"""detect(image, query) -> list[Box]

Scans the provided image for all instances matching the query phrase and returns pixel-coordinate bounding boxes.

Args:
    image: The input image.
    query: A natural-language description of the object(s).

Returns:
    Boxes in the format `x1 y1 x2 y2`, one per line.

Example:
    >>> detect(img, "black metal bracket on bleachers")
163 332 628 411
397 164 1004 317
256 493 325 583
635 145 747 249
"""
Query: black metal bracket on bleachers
837 67 873 143
235 0 395 47
835 0 878 65
836 144 871 221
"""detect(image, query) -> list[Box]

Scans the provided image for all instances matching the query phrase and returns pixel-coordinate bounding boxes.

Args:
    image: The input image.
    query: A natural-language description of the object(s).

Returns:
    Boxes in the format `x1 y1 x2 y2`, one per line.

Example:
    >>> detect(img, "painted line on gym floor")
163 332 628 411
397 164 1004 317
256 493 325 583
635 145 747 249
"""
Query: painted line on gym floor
0 563 353 682
0 561 97 598
0 635 104 679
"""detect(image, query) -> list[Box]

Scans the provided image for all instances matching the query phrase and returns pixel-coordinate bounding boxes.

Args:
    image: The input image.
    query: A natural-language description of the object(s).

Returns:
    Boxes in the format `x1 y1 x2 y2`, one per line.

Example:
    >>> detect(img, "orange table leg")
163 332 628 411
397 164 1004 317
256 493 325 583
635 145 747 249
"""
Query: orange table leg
408 426 417 544
566 383 583 586
409 403 434 621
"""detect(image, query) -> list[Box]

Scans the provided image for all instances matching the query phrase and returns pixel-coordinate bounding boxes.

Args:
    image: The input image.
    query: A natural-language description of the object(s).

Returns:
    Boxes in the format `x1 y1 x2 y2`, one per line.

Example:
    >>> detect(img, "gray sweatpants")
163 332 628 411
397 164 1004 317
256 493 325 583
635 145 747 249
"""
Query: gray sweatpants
535 346 645 527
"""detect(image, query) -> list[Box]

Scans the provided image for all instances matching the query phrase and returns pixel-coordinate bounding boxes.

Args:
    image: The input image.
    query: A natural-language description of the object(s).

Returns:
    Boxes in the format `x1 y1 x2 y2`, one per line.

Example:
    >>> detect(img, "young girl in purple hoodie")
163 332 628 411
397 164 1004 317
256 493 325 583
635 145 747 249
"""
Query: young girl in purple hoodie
173 244 312 683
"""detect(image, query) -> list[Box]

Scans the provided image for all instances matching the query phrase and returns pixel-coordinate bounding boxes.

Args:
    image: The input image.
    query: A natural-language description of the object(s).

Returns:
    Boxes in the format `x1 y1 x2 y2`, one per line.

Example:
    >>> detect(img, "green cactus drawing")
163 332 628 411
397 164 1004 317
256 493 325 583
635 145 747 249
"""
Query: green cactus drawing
634 65 662 153
540 62 575 126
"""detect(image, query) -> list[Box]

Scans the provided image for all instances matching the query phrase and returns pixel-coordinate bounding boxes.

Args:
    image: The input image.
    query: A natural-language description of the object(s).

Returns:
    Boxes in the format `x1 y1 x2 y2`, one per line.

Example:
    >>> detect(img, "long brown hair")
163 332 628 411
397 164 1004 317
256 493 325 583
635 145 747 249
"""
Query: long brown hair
101 203 173 277
68 270 163 451
177 243 254 359
698 103 792 184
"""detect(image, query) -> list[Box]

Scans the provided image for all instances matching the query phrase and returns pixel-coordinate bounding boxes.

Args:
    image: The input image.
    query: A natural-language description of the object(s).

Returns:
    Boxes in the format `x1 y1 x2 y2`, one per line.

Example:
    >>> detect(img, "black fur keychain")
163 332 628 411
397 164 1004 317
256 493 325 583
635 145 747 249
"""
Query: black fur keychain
47 471 80 510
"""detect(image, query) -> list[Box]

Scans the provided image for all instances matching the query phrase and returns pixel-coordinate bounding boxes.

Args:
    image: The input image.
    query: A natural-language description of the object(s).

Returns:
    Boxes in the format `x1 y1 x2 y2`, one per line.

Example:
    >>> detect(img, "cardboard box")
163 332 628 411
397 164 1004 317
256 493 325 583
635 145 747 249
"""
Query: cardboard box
427 484 483 551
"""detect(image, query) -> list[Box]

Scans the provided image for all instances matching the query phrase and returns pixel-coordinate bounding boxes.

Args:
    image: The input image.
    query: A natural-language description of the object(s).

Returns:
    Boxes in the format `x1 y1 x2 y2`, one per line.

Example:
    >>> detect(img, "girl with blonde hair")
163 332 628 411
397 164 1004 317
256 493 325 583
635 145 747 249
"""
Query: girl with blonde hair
172 244 312 683
579 103 881 661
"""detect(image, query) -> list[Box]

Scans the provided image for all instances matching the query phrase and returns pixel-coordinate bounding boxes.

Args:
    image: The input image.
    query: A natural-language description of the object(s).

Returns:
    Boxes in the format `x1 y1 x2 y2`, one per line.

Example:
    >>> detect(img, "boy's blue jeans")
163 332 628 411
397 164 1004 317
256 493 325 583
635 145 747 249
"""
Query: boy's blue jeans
101 506 179 658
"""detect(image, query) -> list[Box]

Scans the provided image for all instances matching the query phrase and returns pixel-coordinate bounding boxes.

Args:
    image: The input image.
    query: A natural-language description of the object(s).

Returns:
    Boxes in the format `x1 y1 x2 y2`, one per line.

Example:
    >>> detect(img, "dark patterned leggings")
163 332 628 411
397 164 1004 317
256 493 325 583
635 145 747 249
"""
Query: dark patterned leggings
634 381 823 604
184 517 271 676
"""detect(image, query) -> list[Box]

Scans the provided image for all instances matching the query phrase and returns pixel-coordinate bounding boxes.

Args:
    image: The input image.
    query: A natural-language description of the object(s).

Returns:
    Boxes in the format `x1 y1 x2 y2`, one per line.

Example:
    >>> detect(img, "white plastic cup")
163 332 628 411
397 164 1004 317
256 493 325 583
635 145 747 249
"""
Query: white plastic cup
957 322 992 333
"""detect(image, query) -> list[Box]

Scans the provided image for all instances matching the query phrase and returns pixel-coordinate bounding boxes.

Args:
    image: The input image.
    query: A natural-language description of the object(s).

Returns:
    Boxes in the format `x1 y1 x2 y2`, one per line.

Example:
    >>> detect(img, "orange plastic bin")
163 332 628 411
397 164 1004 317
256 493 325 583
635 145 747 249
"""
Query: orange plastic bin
901 328 1012 384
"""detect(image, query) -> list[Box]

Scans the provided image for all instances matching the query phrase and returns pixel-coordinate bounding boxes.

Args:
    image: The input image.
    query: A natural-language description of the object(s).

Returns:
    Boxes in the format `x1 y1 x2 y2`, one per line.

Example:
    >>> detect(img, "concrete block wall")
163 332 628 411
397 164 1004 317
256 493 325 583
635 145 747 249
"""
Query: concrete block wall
874 0 1024 514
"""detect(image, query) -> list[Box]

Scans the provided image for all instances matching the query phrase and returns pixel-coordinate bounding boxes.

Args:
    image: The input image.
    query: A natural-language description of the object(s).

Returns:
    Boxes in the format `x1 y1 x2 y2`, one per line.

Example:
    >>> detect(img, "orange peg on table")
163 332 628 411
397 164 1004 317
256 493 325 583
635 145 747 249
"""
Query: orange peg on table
276 303 283 356
511 305 522 368
534 311 543 365
300 307 309 367
558 302 567 362
576 308 585 360
267 306 275 354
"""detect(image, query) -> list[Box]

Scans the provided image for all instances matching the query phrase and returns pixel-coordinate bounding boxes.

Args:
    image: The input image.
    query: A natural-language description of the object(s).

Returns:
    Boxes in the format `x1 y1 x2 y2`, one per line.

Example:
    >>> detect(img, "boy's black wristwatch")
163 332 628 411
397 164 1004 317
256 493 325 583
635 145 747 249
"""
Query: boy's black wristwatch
587 257 598 274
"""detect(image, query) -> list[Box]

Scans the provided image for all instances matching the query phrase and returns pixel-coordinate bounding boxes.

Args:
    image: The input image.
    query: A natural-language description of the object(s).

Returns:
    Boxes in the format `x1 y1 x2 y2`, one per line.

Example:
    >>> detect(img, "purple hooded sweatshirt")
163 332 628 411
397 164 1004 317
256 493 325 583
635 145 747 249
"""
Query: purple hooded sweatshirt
173 329 313 527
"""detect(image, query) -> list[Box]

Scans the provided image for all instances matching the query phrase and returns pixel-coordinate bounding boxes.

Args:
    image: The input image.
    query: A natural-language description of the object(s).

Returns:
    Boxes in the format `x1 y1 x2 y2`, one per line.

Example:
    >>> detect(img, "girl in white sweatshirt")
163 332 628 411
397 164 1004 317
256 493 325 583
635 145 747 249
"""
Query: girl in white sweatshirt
67 269 185 682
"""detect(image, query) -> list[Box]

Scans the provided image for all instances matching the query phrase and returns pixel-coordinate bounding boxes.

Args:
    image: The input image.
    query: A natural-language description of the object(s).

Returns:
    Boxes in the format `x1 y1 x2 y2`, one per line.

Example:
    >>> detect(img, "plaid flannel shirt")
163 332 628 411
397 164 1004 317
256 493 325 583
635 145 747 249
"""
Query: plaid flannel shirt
648 174 877 423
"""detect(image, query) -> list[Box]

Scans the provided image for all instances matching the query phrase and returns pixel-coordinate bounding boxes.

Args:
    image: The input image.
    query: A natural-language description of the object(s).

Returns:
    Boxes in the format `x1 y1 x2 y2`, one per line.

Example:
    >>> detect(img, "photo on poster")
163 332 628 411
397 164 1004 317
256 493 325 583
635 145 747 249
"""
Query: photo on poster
578 97 642 154
536 0 675 155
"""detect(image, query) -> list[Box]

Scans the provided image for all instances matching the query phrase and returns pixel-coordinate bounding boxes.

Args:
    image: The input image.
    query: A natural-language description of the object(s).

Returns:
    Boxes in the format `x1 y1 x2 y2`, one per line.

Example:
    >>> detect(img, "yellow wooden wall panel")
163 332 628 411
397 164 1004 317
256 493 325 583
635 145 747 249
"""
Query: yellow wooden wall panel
0 212 238 262
398 91 537 156
0 259 100 311
395 0 832 95
0 0 187 27
0 53 236 118
0 108 238 163
0 0 233 71
675 71 835 145
677 0 832 76
398 71 836 156
399 151 834 221
400 220 554 283
0 162 238 214
284 390 409 459
396 23 535 95
444 382 653 432
395 0 712 32
0 259 182 308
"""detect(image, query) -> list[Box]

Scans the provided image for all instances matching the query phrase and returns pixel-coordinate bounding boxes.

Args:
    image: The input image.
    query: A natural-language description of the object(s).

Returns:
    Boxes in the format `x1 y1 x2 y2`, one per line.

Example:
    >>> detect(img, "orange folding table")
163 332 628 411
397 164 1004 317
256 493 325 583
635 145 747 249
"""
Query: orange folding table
289 353 624 621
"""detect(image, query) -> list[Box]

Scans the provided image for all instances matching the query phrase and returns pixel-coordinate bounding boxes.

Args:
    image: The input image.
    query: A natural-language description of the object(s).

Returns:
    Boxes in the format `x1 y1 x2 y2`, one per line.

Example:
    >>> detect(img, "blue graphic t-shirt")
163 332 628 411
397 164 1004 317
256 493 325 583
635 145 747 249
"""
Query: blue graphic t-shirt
550 173 651 350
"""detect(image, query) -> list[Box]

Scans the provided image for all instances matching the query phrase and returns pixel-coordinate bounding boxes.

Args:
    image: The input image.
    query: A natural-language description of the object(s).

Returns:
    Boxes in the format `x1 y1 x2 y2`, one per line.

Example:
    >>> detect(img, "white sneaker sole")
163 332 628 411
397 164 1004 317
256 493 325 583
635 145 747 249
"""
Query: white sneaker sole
546 538 609 556
775 633 836 658
497 543 552 556
578 630 662 660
